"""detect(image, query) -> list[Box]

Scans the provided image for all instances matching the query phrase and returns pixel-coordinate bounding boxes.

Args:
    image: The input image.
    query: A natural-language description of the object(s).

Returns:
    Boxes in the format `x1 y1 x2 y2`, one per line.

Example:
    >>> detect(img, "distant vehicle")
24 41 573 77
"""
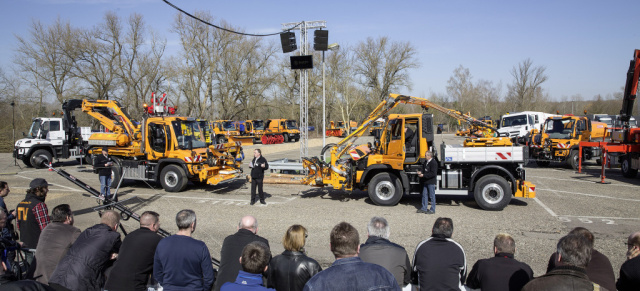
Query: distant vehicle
498 111 560 140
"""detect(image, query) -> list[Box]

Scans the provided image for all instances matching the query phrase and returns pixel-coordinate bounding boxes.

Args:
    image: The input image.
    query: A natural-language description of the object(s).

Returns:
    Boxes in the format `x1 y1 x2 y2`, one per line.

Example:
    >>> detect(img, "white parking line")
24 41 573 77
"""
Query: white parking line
533 197 557 217
537 188 640 202
16 174 79 192
561 215 640 221
529 175 640 188
134 193 298 205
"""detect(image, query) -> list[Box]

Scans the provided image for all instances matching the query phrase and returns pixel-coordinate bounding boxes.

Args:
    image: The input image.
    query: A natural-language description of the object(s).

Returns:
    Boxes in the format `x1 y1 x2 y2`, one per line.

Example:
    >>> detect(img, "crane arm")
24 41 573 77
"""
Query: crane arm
621 49 640 123
81 99 140 137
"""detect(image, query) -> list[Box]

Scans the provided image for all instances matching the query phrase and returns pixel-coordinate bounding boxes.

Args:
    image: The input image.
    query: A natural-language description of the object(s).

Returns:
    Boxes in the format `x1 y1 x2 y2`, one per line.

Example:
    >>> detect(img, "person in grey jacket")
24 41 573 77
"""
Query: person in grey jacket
32 204 81 285
359 216 411 289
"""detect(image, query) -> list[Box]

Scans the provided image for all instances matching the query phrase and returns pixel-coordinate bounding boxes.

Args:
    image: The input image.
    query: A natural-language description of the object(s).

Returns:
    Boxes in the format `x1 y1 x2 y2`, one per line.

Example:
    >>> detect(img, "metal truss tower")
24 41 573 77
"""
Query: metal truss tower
282 20 326 160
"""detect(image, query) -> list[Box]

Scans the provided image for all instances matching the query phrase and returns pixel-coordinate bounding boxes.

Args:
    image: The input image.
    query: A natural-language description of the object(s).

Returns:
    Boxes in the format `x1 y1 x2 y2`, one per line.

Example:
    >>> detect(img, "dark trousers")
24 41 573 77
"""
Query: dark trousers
251 178 264 202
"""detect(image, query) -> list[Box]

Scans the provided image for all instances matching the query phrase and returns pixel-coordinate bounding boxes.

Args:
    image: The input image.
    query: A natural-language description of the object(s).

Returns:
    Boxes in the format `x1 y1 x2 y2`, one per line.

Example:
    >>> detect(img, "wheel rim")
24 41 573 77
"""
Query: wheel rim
573 153 579 167
164 171 179 188
622 159 629 173
375 181 395 201
482 183 504 204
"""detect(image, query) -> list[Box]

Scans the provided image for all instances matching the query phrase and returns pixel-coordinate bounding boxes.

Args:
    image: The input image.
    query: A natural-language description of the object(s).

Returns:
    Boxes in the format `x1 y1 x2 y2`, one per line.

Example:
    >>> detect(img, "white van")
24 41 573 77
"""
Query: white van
498 111 560 139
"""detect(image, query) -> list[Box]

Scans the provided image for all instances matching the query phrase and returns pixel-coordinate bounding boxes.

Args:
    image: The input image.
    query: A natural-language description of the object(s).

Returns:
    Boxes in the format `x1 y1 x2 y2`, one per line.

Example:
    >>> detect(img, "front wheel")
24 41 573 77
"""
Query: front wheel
473 174 512 211
368 172 403 206
283 133 289 143
621 156 638 178
160 165 188 192
217 135 227 144
568 150 580 170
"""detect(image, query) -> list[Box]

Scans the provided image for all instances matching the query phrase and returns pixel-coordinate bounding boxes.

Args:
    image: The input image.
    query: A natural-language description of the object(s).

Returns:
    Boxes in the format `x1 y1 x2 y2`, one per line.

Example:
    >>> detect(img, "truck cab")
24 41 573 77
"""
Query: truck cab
498 111 558 141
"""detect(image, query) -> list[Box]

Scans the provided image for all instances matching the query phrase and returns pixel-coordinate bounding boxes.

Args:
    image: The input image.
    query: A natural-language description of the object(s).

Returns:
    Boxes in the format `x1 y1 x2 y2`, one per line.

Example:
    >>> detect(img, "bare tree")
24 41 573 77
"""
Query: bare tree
446 65 476 114
14 18 77 104
353 37 420 104
506 58 548 111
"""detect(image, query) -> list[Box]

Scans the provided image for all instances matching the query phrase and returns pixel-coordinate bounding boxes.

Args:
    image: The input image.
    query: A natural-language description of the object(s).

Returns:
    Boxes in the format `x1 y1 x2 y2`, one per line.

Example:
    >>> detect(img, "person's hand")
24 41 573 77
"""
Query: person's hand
261 163 265 168
18 241 24 247
111 253 118 260
9 210 15 216
627 246 640 260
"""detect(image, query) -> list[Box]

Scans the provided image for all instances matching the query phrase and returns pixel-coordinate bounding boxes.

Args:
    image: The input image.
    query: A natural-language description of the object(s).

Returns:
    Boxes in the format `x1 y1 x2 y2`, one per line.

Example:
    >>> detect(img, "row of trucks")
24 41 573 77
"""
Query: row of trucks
205 119 300 145
326 120 358 137
14 94 245 192
267 93 536 210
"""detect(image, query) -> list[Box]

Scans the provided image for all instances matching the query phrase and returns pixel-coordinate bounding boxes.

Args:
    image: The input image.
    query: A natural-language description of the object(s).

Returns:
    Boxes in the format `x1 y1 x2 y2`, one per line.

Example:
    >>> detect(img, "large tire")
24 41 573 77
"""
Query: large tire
368 172 404 206
216 135 227 144
568 150 580 170
473 174 512 211
621 156 638 178
160 165 188 192
30 149 52 169
110 159 123 188
283 133 289 143
22 156 33 168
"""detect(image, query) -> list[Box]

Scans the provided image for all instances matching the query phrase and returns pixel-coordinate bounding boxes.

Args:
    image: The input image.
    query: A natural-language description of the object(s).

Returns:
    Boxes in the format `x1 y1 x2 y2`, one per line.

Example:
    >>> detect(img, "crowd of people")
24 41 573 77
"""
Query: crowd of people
0 179 639 291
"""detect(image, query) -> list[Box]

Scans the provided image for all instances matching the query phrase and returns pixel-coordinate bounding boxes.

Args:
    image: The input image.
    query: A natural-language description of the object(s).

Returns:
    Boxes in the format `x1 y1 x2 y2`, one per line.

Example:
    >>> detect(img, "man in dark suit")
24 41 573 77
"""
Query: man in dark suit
214 215 269 291
104 211 163 291
417 151 438 214
249 149 269 205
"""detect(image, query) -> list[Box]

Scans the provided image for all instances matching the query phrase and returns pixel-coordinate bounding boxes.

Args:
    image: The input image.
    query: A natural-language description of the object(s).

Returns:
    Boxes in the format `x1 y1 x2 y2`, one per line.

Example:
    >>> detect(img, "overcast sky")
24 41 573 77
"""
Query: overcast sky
1 0 639 102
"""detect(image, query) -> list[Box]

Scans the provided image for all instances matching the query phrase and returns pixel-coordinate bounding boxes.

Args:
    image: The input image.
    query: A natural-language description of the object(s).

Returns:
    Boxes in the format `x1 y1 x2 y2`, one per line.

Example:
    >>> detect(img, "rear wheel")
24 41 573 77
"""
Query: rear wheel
368 172 404 206
110 163 123 189
30 149 52 169
621 156 638 178
160 165 188 192
473 174 512 211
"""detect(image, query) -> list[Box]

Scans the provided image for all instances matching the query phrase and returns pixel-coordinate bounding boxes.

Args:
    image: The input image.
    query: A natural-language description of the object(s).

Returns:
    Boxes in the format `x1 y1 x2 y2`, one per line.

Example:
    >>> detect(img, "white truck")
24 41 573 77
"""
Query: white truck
13 100 92 168
498 111 559 142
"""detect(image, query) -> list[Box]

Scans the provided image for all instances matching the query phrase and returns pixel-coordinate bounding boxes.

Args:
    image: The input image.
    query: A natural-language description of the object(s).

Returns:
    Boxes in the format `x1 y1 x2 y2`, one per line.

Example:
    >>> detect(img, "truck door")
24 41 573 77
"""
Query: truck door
146 122 167 157
48 120 64 141
384 118 405 169
576 119 589 141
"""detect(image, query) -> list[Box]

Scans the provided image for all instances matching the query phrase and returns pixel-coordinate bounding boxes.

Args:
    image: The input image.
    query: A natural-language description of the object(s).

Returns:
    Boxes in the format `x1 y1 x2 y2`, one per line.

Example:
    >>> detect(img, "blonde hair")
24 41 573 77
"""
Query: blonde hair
282 224 307 252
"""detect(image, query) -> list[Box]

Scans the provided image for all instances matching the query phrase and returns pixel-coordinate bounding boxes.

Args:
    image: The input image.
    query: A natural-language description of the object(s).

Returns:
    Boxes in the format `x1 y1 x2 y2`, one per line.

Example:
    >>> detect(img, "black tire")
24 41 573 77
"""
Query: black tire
368 172 404 206
110 164 123 188
217 135 227 144
473 174 512 211
536 160 550 167
30 149 52 169
22 156 33 168
283 133 289 143
568 150 580 170
621 156 638 178
160 164 188 192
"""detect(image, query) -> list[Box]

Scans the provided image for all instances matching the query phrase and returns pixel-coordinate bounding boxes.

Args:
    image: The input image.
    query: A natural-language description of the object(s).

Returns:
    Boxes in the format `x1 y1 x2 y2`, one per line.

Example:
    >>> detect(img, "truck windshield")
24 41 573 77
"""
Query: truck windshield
222 121 236 131
27 119 42 138
544 119 575 139
286 120 298 129
252 120 264 130
173 120 207 149
501 115 529 127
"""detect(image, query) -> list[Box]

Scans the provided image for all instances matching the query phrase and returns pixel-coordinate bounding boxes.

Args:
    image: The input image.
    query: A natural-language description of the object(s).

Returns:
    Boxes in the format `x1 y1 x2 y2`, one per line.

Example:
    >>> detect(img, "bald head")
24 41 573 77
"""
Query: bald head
101 210 121 229
238 215 258 233
140 211 160 232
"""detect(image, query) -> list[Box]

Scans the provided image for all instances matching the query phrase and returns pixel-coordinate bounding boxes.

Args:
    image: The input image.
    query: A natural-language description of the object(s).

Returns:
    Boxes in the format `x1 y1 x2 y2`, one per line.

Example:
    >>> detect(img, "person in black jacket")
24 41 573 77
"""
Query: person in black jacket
267 224 321 291
249 149 269 205
417 151 438 214
466 233 533 291
49 210 122 291
104 211 163 291
214 215 270 291
94 148 114 201
616 231 640 291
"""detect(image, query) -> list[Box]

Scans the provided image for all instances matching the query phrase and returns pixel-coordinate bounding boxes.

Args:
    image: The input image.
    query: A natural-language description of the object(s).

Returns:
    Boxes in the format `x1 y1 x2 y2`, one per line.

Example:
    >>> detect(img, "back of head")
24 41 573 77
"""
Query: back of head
494 233 516 254
330 222 359 258
101 210 121 229
241 241 271 274
282 224 307 252
557 234 593 268
140 211 160 228
238 215 258 232
367 216 390 239
628 232 640 248
176 209 196 230
568 227 595 245
432 217 454 238
51 204 72 223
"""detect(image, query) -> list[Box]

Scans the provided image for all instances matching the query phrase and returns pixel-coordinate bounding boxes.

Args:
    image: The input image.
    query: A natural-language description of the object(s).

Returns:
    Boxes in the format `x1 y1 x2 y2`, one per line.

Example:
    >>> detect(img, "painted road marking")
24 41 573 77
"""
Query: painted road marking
536 188 640 202
528 175 640 188
535 190 639 226
533 197 557 217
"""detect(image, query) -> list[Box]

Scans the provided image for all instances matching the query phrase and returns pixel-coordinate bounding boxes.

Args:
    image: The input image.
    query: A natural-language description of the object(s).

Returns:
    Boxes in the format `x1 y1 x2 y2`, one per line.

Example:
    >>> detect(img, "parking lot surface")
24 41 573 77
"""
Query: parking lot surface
1 134 638 277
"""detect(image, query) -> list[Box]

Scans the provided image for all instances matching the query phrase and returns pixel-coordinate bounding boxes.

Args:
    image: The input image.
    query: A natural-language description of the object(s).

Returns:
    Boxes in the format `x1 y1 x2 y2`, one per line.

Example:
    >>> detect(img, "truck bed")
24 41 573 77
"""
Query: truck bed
442 144 526 163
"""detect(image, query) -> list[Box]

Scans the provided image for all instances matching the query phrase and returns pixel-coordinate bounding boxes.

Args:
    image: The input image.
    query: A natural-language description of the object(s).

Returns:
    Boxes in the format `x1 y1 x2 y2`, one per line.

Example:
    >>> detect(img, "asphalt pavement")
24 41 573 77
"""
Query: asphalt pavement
0 134 638 279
